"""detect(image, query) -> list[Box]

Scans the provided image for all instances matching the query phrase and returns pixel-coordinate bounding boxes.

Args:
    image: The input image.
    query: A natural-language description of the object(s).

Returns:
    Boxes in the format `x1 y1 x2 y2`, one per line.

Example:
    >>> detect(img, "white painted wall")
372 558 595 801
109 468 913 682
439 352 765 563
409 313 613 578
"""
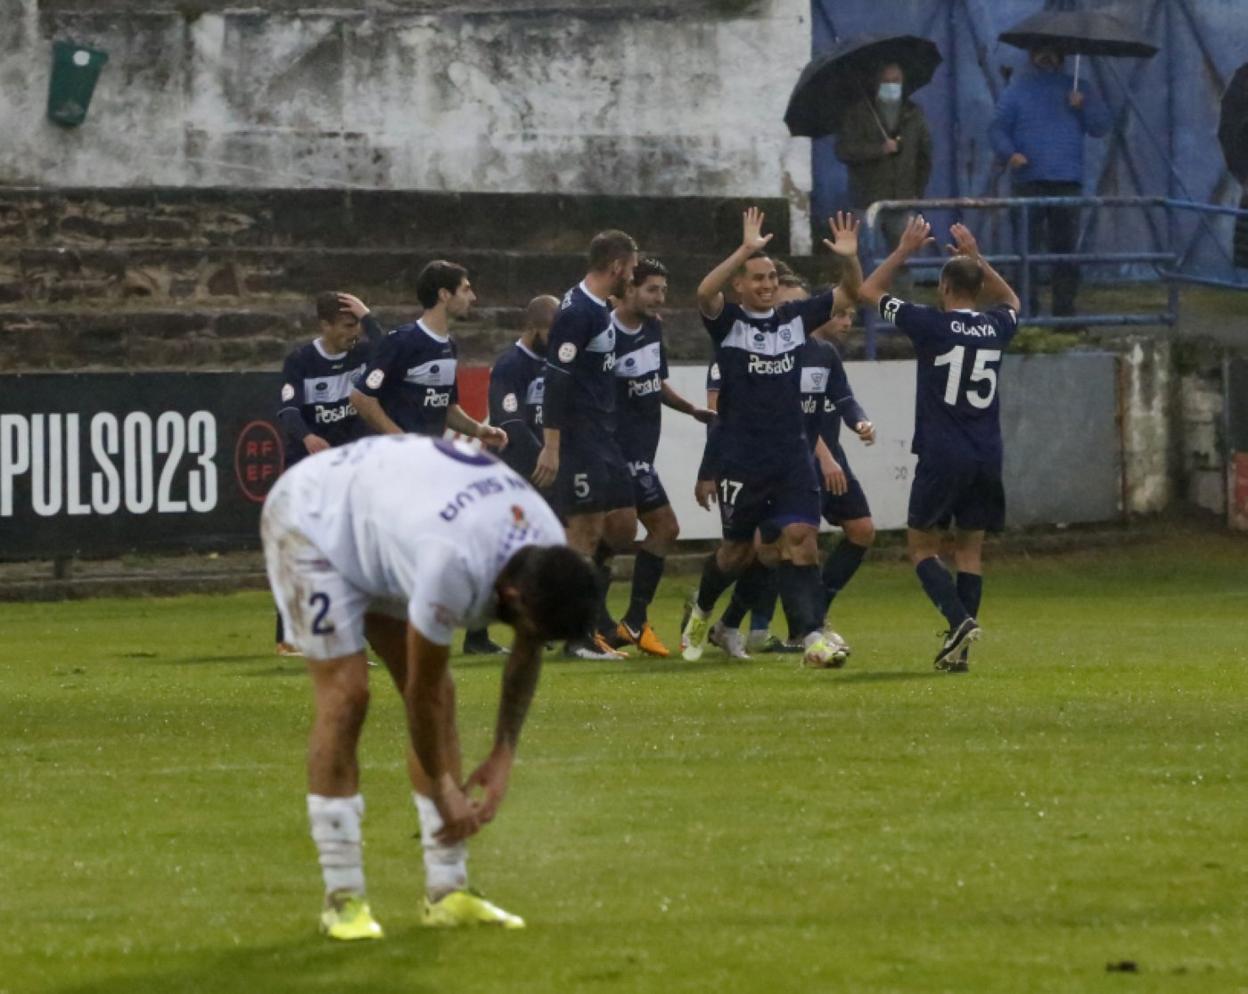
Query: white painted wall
1 0 815 248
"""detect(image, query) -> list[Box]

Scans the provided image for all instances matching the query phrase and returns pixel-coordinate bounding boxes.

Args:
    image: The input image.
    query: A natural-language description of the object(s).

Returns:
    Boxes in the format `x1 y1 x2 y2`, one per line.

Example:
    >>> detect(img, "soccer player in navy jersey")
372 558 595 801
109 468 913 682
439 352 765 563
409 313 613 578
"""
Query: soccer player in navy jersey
607 258 714 657
273 291 381 655
532 230 640 660
681 208 862 669
488 295 558 480
858 217 1020 671
350 260 510 656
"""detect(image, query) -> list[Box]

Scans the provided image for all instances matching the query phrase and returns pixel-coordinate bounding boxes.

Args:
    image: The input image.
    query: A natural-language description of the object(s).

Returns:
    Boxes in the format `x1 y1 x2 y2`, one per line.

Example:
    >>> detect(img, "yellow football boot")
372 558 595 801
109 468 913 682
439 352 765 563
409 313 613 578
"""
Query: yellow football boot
421 889 525 929
319 893 384 941
616 621 670 658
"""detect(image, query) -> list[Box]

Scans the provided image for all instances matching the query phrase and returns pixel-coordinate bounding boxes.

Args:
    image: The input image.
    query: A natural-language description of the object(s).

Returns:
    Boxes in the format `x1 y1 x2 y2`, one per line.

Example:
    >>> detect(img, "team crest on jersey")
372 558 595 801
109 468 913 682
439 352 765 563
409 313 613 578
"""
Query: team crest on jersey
710 363 720 380
281 383 295 402
558 342 578 363
780 328 792 343
511 505 527 525
365 369 385 390
502 393 518 413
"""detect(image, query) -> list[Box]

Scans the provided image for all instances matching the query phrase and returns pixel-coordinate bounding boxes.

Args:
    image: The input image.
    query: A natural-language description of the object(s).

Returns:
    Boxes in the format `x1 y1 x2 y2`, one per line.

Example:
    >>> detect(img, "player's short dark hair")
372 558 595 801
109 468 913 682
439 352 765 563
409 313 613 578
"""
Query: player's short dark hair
587 230 639 272
735 250 773 275
632 257 668 286
506 545 599 641
315 291 348 322
778 272 809 291
940 256 984 298
415 260 469 309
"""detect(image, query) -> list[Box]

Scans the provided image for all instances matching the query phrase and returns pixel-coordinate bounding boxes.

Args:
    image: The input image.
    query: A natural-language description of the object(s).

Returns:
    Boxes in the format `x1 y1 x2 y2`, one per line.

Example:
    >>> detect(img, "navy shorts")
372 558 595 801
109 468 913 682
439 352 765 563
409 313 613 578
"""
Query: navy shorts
717 454 820 543
553 430 634 517
822 475 872 525
907 457 1005 533
625 458 670 514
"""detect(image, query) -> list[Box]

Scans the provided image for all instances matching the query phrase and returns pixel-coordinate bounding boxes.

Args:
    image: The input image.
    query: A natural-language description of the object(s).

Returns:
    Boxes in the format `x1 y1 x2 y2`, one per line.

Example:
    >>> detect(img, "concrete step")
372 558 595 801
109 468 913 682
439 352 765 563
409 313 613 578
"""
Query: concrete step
0 302 721 371
0 243 740 309
0 187 792 256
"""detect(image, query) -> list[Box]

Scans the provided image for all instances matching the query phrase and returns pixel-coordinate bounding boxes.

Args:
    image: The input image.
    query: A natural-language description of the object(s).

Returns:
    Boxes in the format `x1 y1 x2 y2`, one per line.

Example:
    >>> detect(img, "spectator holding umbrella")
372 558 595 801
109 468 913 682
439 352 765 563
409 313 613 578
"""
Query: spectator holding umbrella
834 61 933 266
989 9 1157 317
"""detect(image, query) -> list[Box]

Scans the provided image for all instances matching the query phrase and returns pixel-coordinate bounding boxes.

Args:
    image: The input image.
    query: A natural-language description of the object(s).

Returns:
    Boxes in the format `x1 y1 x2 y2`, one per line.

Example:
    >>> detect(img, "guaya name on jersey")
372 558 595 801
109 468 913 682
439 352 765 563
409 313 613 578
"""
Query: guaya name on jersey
748 352 796 376
948 319 1001 339
438 471 533 522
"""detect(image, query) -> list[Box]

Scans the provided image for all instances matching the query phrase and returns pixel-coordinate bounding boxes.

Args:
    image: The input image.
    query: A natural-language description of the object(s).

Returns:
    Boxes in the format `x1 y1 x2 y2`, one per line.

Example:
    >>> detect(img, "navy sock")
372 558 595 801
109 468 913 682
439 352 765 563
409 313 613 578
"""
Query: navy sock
465 626 490 643
722 563 768 628
623 550 665 629
822 539 868 609
749 568 778 629
275 611 285 643
916 557 970 629
695 553 739 614
777 562 821 640
956 571 983 620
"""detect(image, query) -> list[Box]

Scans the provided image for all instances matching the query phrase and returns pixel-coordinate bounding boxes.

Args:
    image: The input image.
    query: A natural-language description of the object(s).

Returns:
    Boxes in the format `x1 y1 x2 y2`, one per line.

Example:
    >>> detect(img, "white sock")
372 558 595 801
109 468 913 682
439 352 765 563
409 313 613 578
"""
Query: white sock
307 794 366 897
414 792 468 900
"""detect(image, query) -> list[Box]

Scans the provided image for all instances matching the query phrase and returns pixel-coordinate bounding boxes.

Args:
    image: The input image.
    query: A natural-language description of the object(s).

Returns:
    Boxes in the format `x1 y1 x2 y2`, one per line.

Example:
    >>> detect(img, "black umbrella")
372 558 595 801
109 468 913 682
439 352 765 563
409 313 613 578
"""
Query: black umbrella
1219 62 1248 182
784 34 942 139
999 9 1158 90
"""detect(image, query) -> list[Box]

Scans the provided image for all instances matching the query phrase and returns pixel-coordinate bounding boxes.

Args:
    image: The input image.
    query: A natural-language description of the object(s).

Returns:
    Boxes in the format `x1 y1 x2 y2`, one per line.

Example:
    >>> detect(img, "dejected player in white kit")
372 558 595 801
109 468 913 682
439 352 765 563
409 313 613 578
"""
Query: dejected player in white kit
262 434 598 940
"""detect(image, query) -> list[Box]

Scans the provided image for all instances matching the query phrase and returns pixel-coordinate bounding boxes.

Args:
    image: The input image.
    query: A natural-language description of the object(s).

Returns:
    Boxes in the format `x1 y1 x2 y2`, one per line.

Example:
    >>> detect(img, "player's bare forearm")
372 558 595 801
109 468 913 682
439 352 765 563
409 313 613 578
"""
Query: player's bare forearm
833 249 864 310
696 246 750 317
350 389 404 435
977 260 1021 313
494 634 544 752
446 404 482 438
858 249 908 307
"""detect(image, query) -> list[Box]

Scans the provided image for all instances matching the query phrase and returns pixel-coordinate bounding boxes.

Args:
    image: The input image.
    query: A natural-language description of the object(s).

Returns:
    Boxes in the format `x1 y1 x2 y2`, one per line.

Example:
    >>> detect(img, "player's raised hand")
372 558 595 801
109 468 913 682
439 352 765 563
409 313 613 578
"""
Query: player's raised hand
532 445 559 489
741 207 774 253
897 214 935 256
694 478 718 510
465 748 514 826
854 420 876 446
822 211 860 257
337 293 370 318
478 424 509 450
947 223 981 260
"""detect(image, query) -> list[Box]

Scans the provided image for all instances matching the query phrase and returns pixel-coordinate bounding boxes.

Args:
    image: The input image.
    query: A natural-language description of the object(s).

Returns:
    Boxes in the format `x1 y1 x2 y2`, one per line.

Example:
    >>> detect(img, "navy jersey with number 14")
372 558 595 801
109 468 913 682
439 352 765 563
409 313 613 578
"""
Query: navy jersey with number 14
879 294 1018 466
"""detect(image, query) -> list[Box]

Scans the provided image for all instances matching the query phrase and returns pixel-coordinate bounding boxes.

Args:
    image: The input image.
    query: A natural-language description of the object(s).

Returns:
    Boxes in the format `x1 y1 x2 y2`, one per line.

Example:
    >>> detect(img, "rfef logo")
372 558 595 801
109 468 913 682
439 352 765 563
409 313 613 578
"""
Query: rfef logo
234 420 284 503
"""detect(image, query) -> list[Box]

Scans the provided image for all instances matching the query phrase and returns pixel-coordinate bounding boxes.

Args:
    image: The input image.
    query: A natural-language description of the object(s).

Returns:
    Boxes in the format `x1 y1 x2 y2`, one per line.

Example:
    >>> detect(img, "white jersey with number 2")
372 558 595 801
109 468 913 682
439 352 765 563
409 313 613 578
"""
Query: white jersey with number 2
281 434 565 645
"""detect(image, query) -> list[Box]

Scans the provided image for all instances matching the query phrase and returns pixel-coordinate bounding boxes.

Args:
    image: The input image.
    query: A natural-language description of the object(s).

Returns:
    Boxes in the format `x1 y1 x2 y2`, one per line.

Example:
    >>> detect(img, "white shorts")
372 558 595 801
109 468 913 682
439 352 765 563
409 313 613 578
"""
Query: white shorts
261 474 404 661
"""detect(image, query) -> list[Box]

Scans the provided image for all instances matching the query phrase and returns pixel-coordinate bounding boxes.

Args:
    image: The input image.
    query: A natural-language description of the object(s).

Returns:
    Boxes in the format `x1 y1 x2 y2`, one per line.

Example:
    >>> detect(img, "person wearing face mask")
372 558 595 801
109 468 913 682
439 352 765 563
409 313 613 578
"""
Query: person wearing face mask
989 45 1112 317
834 62 934 267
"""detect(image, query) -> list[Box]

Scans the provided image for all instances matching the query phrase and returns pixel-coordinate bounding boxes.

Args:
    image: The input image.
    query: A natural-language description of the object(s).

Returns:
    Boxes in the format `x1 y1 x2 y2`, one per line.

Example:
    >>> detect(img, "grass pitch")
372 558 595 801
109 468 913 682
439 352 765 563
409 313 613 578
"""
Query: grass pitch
2 533 1246 994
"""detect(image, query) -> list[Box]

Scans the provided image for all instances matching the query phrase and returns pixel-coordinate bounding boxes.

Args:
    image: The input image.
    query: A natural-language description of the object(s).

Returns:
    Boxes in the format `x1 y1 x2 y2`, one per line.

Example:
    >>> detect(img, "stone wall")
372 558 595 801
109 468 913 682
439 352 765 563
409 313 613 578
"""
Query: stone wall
1 0 815 248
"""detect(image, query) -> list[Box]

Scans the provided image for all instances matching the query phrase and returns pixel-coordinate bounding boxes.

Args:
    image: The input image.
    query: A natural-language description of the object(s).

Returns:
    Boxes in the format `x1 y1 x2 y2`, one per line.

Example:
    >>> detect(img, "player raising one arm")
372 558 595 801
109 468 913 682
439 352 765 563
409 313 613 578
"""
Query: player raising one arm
858 217 1020 672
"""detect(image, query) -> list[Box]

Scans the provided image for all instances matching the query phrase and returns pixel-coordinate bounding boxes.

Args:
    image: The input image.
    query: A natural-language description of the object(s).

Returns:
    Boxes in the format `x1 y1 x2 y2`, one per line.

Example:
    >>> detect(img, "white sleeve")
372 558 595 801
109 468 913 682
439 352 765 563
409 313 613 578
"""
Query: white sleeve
406 542 476 647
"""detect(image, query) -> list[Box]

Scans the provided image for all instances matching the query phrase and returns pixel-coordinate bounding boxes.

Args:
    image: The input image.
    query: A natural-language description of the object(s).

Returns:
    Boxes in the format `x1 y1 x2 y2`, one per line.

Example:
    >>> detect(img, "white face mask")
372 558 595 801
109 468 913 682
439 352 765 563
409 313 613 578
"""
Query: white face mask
878 82 903 103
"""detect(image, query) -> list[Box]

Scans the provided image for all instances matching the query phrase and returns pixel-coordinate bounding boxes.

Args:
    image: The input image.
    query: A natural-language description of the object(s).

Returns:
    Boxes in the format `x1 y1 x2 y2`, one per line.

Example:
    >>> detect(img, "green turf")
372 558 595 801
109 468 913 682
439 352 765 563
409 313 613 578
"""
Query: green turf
2 534 1246 994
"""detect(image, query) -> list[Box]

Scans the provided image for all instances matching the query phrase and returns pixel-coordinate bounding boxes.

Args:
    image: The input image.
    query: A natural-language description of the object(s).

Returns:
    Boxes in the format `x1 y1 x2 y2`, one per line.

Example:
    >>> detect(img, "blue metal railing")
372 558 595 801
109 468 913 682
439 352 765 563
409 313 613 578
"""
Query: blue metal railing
860 195 1248 359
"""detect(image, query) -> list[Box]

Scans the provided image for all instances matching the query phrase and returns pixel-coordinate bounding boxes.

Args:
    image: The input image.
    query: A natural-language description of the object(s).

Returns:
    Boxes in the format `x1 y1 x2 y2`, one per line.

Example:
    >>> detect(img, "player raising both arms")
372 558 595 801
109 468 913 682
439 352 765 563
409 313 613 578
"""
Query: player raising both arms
532 230 640 660
607 258 714 656
262 434 598 939
858 217 1020 671
681 208 862 668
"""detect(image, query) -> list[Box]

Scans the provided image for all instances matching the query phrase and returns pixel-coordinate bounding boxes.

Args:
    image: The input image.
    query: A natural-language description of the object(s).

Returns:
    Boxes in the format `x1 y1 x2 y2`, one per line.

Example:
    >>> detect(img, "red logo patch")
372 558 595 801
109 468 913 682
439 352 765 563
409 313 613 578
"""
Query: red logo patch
234 420 285 503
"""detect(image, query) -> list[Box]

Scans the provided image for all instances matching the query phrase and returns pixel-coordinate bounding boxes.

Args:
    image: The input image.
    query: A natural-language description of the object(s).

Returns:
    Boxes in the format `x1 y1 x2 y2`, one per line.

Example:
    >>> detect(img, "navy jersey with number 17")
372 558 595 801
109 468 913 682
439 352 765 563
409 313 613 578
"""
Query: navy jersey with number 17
879 294 1018 466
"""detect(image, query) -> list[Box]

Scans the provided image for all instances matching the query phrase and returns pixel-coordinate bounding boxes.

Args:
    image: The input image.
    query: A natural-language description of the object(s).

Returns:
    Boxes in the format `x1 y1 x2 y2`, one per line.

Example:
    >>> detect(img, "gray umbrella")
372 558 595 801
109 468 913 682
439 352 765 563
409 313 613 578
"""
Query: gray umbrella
999 9 1158 90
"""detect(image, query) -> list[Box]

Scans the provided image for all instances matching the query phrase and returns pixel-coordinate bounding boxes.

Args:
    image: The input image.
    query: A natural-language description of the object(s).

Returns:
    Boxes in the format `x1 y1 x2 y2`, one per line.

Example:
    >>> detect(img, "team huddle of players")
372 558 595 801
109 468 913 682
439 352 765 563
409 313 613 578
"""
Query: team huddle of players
277 209 1019 671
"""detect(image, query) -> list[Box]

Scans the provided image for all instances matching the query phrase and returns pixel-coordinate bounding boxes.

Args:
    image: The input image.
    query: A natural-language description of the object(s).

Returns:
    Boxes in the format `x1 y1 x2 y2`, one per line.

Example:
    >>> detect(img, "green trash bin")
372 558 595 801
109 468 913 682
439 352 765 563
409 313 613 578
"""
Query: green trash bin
47 41 109 127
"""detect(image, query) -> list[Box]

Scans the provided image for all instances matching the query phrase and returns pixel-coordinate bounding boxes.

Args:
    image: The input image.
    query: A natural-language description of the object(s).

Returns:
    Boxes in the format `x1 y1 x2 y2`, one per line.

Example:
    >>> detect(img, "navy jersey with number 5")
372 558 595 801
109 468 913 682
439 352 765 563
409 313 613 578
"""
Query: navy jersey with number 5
355 319 459 436
542 282 617 435
612 313 668 464
879 294 1018 465
702 292 835 473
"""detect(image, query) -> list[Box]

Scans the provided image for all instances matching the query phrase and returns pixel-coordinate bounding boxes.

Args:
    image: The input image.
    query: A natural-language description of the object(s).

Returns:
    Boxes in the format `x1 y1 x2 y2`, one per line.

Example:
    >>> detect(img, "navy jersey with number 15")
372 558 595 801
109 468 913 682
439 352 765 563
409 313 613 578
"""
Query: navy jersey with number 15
879 294 1018 466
